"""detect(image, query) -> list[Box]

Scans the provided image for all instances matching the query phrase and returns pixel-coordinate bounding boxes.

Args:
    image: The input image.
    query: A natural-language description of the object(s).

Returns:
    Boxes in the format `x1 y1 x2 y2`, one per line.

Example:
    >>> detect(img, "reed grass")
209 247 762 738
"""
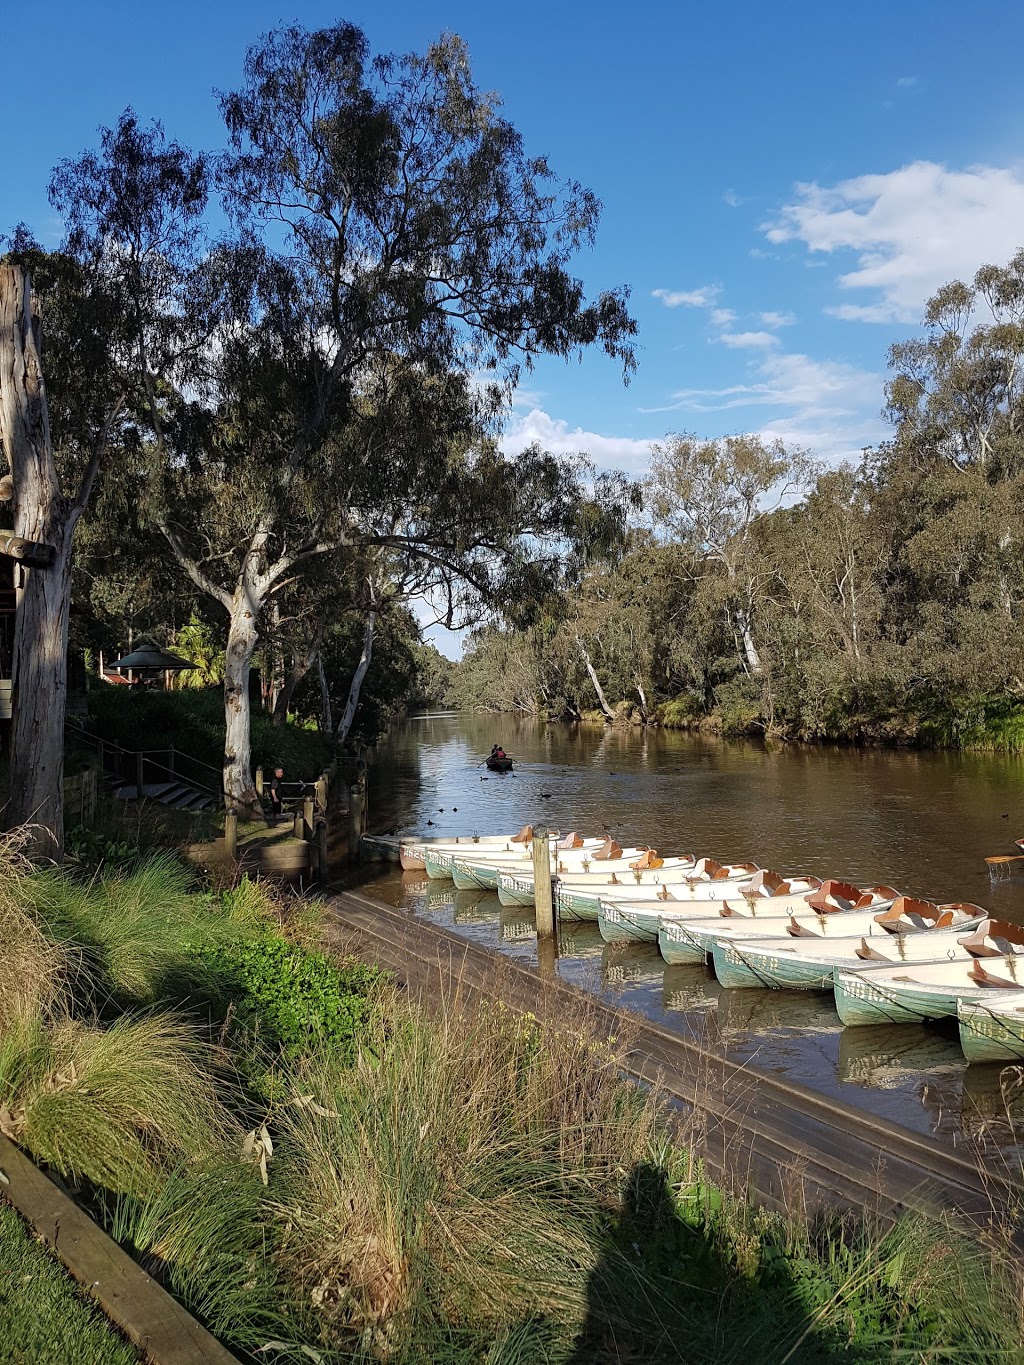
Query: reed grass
0 1008 234 1196
273 986 661 1360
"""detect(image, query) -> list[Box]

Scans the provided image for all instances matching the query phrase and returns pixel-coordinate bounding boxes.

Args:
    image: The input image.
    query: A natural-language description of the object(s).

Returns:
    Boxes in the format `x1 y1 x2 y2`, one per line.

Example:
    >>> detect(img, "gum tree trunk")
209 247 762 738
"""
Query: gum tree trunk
335 608 376 746
0 267 71 858
576 634 615 722
223 590 261 811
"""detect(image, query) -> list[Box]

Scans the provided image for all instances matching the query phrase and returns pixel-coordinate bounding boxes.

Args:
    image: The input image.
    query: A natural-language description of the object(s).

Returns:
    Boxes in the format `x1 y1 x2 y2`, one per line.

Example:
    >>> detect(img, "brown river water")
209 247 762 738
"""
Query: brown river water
352 713 1024 1161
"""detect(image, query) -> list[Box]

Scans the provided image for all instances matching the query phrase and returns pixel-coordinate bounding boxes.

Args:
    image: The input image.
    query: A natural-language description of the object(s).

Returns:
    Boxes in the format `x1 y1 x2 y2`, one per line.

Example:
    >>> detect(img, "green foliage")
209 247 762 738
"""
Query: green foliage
65 824 147 872
190 935 385 1062
0 1202 142 1365
85 686 330 781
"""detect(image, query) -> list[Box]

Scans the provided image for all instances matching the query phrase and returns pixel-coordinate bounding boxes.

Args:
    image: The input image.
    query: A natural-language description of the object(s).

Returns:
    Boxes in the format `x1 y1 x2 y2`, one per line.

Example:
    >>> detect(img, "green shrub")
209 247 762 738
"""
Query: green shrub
191 936 385 1061
84 687 331 782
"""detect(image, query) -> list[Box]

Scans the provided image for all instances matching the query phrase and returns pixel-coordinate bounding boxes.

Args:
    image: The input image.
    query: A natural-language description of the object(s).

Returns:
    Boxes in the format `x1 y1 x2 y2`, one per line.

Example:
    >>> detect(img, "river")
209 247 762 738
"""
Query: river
353 713 1024 1159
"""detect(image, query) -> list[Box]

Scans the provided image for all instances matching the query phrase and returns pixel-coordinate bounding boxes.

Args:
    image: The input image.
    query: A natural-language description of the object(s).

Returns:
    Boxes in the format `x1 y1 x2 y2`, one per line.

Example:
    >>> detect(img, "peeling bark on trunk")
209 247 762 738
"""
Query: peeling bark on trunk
336 608 376 746
0 268 71 858
223 593 260 811
576 634 615 722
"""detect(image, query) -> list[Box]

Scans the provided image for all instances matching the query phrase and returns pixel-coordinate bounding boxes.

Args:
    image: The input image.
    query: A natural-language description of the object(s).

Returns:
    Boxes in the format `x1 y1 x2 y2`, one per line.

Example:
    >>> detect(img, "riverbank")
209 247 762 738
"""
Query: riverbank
4 832 1023 1360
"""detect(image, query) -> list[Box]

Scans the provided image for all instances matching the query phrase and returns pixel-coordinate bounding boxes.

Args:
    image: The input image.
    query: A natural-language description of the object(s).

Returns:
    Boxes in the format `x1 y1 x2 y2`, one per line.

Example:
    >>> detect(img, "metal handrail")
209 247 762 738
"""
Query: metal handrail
65 720 223 779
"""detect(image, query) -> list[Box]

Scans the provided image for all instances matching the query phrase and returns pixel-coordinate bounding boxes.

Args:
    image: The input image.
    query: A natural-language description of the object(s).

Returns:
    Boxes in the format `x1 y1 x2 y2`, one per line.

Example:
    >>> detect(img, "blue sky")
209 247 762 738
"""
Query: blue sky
8 0 1024 469
7 1 1024 647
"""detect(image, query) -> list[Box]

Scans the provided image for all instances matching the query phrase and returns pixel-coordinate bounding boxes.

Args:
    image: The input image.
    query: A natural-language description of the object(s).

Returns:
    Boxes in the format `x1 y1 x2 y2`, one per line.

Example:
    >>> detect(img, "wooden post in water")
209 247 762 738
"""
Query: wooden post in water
224 809 238 860
348 778 365 860
533 825 556 944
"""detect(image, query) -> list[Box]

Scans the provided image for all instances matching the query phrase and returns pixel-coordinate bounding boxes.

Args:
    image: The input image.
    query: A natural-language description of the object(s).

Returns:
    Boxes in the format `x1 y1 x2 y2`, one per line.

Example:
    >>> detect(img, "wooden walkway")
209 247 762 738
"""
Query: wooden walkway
325 888 1024 1235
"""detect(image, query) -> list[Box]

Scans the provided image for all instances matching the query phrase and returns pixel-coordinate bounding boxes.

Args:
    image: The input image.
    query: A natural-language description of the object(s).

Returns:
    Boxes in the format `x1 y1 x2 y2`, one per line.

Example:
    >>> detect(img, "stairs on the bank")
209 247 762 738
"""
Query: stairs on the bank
114 780 219 813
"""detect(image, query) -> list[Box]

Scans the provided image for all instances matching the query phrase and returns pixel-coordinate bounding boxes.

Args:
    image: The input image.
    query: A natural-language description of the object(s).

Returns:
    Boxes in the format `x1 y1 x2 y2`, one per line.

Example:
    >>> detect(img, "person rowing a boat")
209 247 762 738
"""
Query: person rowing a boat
490 744 507 760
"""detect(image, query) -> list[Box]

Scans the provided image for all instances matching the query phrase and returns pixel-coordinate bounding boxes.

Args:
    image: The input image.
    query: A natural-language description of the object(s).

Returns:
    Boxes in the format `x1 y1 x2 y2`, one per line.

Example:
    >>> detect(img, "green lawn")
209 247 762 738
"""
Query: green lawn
0 1200 141 1365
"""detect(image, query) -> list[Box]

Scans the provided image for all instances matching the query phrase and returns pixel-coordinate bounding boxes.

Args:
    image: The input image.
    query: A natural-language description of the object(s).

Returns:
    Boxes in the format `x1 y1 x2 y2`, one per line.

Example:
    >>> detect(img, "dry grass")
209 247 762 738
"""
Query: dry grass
274 976 660 1357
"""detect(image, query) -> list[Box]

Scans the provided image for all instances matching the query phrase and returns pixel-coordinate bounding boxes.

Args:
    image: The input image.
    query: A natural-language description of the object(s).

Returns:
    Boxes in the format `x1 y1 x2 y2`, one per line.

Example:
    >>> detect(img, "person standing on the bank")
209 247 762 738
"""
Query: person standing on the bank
269 765 284 824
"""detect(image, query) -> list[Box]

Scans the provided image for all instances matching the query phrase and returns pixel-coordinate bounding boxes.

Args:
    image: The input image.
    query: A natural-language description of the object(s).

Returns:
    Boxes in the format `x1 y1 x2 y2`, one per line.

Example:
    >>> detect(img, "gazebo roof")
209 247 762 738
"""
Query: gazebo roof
108 643 194 673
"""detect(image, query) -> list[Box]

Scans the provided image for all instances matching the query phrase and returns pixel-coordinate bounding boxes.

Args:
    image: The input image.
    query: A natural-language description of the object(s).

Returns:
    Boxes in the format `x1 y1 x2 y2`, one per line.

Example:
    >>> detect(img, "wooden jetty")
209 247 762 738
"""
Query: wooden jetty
325 887 1024 1234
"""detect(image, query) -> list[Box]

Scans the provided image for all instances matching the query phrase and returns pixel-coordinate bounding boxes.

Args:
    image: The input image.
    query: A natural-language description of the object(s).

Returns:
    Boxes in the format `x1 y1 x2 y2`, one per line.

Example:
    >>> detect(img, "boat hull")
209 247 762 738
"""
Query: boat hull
958 997 1024 1062
658 920 709 965
712 938 839 991
451 859 503 891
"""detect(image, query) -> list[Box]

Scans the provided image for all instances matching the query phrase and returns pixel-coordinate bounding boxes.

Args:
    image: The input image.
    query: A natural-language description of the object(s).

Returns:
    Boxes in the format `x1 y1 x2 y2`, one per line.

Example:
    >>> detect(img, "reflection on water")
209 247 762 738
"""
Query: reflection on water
357 715 1024 1158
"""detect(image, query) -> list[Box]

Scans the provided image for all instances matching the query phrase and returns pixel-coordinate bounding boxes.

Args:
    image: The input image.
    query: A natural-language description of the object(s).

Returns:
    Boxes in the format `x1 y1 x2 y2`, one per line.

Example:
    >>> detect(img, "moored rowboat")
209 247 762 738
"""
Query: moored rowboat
958 993 1024 1062
597 870 839 945
665 894 981 970
446 840 670 890
499 858 762 920
835 950 1024 1027
716 915 1024 992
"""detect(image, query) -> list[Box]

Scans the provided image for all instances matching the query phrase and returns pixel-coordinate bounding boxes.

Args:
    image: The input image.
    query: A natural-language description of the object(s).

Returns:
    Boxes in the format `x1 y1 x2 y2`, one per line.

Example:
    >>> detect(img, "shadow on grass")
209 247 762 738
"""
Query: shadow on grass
567 1161 867 1365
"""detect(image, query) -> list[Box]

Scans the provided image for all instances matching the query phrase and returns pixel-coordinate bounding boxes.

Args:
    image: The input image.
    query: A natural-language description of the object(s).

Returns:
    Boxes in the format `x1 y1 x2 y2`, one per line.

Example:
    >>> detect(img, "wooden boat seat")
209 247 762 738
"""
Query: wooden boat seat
960 919 1024 958
786 915 822 938
629 849 664 870
555 832 584 850
855 938 891 961
805 879 869 913
593 837 623 861
511 825 534 845
873 895 943 931
969 961 1021 989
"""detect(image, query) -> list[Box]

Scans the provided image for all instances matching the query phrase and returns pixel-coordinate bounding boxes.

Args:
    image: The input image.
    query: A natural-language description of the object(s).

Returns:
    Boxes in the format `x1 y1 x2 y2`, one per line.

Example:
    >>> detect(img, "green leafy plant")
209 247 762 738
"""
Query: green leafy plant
191 936 385 1061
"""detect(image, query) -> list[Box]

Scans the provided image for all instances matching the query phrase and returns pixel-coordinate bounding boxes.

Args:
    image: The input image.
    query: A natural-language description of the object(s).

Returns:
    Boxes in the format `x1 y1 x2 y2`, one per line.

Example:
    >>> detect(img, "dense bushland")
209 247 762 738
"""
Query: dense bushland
455 253 1024 751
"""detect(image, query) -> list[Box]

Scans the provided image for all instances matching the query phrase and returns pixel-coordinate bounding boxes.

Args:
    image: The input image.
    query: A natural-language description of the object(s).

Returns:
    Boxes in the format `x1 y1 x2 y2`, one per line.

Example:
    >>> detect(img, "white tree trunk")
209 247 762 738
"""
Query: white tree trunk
336 608 376 745
0 266 70 858
223 592 261 809
735 608 763 675
317 654 333 735
576 634 615 722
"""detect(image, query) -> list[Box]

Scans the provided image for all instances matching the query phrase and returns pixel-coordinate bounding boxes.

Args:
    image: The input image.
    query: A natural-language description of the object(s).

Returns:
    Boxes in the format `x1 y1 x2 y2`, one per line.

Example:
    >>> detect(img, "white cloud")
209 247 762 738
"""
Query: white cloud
766 161 1024 323
718 330 779 349
502 408 654 473
896 75 918 89
652 286 719 308
759 310 796 327
710 307 737 326
644 351 884 461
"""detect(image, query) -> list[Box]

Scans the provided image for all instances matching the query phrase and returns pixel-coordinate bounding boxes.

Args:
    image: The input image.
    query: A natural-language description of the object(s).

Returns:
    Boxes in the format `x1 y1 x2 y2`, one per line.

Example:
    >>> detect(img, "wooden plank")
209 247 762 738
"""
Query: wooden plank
0 1133 240 1365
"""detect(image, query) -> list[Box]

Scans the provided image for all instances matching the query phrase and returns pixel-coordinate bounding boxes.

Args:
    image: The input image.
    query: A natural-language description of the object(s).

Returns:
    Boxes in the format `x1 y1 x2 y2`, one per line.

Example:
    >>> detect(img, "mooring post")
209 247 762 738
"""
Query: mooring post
315 818 329 881
293 806 305 841
533 825 556 944
255 766 264 798
303 795 315 839
348 778 365 860
315 776 328 812
224 809 238 860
